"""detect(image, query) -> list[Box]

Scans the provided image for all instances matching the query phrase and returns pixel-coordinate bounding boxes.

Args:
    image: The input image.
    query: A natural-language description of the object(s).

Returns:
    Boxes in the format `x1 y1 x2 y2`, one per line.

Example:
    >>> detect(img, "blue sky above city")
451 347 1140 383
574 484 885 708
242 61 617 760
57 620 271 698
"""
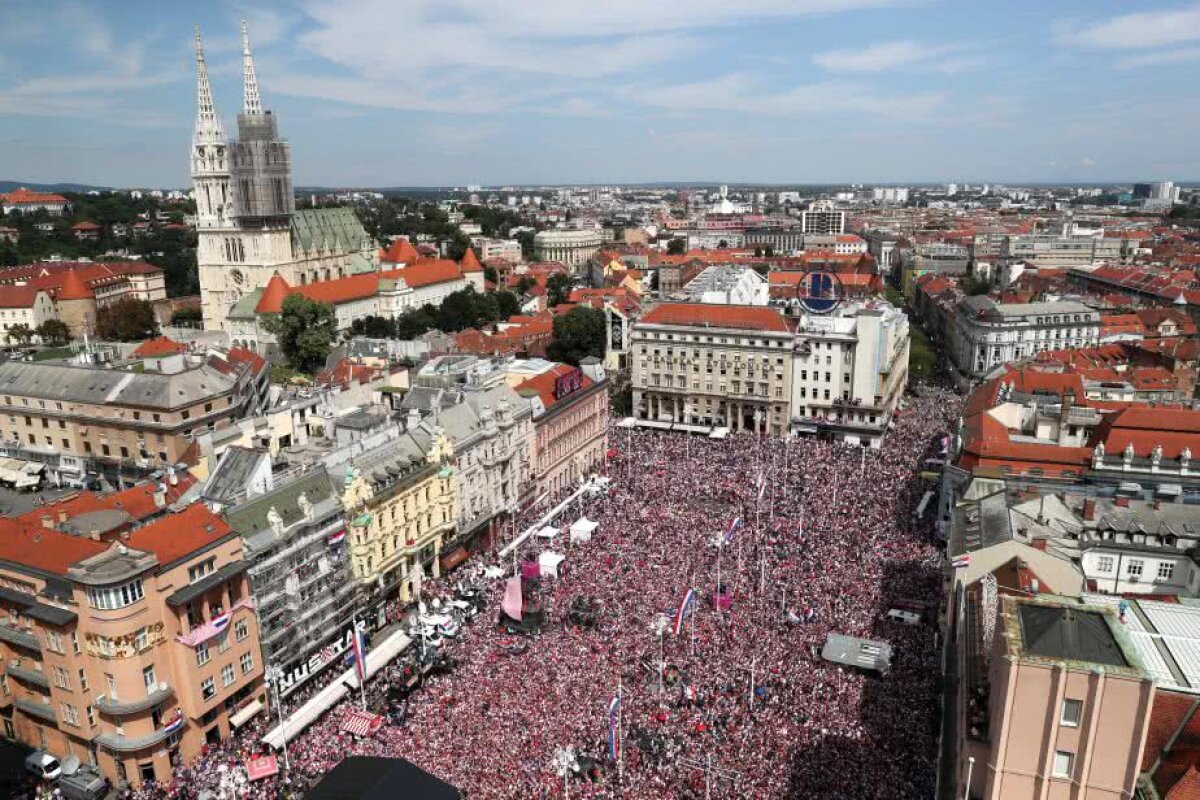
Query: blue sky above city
1 0 1199 188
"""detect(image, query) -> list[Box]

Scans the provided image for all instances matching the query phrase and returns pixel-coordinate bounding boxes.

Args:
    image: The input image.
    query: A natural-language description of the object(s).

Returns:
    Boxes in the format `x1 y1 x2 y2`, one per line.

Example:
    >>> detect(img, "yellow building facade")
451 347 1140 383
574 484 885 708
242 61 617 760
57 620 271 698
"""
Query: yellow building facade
339 432 456 603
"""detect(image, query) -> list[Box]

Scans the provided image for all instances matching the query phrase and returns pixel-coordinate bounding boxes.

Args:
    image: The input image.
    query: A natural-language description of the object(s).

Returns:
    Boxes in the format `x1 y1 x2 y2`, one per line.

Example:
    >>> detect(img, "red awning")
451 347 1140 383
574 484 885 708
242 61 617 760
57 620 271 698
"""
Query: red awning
440 546 469 573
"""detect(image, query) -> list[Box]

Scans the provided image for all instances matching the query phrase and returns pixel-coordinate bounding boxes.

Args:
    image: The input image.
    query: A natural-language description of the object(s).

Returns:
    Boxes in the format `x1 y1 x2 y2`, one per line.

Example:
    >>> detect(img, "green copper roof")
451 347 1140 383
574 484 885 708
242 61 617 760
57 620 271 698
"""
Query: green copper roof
290 207 374 255
227 288 265 320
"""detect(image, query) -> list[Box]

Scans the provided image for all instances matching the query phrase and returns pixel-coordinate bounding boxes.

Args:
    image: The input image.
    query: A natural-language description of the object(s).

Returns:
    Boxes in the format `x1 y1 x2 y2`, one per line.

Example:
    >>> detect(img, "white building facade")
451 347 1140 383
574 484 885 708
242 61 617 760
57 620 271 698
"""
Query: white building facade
951 298 1101 380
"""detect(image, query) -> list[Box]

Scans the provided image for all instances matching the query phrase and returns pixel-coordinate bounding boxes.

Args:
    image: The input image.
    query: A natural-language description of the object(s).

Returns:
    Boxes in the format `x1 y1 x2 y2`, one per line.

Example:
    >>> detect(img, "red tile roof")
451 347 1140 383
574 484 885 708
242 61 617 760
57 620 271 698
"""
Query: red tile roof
131 336 187 358
297 272 379 306
16 474 198 529
640 302 788 333
381 259 464 288
0 518 109 575
71 221 100 231
56 268 93 300
516 363 595 411
0 286 44 309
379 238 420 264
125 503 232 566
1143 691 1197 771
0 188 68 206
227 347 267 376
461 248 484 273
255 273 292 314
1096 406 1200 458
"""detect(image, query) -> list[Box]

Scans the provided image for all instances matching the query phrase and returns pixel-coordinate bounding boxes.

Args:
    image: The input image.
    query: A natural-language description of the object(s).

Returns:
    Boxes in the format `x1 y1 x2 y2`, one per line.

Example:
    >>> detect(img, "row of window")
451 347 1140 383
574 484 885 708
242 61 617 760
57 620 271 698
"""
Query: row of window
638 332 789 348
87 579 144 611
196 619 251 665
1093 555 1175 581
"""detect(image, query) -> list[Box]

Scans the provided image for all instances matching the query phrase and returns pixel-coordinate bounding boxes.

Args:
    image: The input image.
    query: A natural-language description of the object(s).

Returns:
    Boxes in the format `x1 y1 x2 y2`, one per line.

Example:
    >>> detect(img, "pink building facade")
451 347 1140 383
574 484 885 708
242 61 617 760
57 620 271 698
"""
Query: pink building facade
517 364 609 497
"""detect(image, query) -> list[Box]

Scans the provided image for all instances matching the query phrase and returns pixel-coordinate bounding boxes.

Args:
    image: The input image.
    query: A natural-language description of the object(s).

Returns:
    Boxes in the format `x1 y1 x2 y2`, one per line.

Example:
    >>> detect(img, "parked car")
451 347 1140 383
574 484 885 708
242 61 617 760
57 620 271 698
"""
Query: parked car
24 750 61 781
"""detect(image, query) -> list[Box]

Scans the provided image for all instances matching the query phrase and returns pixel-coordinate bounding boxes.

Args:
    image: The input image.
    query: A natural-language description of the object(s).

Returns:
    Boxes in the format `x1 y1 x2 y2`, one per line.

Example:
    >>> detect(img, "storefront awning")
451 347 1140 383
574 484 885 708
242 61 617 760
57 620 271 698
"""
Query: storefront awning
229 699 264 729
439 547 469 573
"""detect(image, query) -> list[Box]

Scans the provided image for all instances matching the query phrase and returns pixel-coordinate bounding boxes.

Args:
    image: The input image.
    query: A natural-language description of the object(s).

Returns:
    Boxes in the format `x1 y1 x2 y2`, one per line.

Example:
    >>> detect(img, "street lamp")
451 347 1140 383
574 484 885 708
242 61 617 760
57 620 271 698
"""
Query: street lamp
264 665 291 772
964 756 974 800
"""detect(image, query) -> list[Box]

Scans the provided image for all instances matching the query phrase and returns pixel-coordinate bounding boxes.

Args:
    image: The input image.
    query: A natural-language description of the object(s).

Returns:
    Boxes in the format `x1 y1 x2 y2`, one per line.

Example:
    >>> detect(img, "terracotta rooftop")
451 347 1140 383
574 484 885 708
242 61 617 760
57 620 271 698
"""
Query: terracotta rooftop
640 302 789 333
0 518 109 576
125 503 232 568
379 238 420 264
131 336 187 358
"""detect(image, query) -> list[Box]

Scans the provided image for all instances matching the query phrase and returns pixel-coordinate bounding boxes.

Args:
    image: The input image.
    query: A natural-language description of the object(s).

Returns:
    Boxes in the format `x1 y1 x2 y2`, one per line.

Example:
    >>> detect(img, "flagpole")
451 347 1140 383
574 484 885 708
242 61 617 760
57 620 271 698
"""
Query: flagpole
353 616 367 711
618 676 625 788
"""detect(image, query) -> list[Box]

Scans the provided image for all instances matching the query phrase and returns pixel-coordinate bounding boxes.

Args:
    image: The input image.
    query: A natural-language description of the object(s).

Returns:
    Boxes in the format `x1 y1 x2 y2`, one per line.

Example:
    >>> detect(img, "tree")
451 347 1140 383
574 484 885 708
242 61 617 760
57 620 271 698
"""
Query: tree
261 294 337 373
36 319 71 346
547 306 606 365
395 307 436 339
546 272 574 308
495 290 522 320
961 274 991 296
483 265 498 285
96 298 159 341
667 238 686 255
5 324 33 346
349 315 395 338
516 275 535 295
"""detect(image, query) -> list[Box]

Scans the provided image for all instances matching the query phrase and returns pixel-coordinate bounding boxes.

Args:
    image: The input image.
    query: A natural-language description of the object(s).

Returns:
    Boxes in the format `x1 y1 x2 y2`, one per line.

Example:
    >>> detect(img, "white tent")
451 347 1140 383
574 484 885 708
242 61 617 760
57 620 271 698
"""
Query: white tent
570 517 598 544
536 526 560 541
539 551 566 578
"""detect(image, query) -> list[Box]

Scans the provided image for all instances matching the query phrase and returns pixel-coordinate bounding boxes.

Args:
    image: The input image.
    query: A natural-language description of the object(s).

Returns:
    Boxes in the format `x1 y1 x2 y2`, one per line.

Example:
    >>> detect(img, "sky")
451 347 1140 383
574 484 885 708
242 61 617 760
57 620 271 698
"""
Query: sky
1 0 1199 188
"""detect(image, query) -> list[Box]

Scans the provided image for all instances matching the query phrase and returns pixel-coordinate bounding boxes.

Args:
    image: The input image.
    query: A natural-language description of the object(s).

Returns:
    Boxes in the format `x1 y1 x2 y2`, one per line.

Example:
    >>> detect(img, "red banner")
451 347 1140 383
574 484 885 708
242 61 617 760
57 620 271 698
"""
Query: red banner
246 755 279 781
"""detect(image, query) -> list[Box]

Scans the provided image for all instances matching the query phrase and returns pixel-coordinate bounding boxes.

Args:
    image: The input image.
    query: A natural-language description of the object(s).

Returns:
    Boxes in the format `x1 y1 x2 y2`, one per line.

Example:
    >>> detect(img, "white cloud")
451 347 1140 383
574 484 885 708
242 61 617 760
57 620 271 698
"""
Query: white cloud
1057 5 1200 50
813 40 948 73
1117 46 1200 68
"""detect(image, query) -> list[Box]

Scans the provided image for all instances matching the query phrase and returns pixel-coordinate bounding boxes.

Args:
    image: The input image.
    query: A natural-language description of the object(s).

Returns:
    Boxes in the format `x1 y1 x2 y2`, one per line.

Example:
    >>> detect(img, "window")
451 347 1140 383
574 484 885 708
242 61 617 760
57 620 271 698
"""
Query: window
1061 699 1082 727
1158 562 1176 581
52 666 70 690
142 665 156 692
78 669 88 692
87 579 143 610
188 558 215 583
105 673 117 700
1127 559 1144 580
240 652 254 675
196 643 210 666
134 627 149 651
221 664 235 687
61 703 79 726
45 630 64 653
86 705 96 727
201 677 215 701
1052 751 1074 779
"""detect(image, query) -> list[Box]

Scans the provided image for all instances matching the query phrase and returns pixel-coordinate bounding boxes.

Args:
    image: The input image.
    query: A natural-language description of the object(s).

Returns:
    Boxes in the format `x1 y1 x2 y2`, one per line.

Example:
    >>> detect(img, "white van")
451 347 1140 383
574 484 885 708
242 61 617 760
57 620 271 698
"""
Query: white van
25 749 62 781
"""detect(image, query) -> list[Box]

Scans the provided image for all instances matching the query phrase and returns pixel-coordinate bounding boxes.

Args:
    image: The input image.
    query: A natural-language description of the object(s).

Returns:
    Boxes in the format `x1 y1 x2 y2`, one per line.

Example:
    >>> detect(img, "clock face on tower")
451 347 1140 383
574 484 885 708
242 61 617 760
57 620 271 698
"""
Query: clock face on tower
230 269 245 286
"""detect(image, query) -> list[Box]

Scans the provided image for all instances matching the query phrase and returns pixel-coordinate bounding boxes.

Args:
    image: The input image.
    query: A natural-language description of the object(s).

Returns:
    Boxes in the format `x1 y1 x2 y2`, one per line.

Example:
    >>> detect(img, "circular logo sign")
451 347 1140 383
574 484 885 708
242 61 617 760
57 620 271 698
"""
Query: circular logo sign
794 270 845 314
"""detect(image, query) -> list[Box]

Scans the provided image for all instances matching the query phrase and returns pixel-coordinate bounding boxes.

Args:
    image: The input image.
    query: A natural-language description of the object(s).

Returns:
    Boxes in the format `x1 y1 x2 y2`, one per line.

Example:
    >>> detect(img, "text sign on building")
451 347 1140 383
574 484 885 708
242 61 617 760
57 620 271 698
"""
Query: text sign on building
268 619 367 697
554 368 584 401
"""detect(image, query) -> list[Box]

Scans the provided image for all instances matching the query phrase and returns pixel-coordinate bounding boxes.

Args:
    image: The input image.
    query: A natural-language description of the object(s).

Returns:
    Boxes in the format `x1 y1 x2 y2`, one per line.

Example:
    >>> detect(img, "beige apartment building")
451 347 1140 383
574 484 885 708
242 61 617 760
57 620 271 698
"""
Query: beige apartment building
959 594 1153 800
0 360 247 481
0 503 264 788
630 303 794 435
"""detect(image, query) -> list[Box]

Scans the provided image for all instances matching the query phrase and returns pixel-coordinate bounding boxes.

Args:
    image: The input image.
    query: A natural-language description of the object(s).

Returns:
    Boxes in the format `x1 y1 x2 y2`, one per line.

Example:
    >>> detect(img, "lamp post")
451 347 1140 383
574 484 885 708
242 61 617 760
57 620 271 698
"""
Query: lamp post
964 756 975 800
265 665 291 772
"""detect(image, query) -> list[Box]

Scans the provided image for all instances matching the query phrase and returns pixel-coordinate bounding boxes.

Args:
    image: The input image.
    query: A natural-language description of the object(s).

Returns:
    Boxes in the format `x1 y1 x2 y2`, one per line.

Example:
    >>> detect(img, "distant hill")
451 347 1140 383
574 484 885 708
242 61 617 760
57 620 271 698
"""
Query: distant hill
0 180 114 194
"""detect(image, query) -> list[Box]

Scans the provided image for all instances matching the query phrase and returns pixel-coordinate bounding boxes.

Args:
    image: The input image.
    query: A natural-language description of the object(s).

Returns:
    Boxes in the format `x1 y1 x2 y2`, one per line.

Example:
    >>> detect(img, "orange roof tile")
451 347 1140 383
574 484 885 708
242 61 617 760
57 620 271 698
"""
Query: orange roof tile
0 286 44 309
227 347 267 376
131 336 187 358
0 518 109 575
381 259 463 288
296 272 379 306
125 503 232 567
516 363 595 411
379 238 420 264
56 268 93 301
1 188 68 206
461 248 484 273
255 273 293 314
640 302 788 333
1144 692 1198 771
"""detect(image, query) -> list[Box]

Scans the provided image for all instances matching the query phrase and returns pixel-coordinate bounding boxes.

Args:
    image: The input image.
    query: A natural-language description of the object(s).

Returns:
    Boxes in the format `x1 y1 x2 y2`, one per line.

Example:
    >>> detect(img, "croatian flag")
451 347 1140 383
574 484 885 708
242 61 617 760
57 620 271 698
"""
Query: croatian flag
161 709 185 735
723 517 743 546
756 474 767 502
951 553 971 570
351 627 368 681
328 528 347 546
673 588 698 636
210 610 232 635
607 695 621 762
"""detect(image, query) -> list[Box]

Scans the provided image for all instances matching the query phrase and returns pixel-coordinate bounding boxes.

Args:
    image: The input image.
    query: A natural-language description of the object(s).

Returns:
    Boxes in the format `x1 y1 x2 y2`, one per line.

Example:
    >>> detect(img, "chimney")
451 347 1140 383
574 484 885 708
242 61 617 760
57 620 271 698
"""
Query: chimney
40 514 53 530
1082 499 1096 521
153 483 167 509
168 466 178 486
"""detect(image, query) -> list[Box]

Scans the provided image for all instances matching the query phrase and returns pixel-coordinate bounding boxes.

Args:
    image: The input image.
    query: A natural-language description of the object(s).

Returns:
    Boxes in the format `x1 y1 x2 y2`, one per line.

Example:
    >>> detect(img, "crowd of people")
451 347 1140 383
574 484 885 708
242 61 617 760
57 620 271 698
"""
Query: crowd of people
127 385 962 800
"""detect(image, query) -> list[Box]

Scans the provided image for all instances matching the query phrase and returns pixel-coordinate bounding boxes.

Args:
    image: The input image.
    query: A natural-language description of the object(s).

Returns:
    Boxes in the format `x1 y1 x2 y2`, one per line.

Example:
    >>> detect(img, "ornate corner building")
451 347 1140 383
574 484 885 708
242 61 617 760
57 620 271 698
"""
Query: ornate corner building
191 23 375 332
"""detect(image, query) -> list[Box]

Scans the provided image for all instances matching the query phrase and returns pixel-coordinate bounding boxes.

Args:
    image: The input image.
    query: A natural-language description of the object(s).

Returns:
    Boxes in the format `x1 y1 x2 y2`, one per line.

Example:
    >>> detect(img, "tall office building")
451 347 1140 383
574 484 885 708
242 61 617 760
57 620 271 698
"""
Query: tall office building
800 201 846 235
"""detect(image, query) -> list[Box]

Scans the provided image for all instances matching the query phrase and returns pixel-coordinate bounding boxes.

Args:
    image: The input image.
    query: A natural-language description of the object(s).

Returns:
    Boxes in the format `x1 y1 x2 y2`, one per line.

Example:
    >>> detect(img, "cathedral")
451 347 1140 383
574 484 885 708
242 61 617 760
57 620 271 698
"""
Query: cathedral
192 22 376 331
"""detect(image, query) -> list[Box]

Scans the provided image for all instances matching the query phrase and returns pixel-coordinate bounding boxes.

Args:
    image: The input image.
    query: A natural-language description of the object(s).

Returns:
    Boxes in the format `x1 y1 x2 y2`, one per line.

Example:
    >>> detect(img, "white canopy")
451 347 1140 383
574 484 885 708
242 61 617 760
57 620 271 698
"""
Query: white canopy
261 629 411 749
536 525 560 540
539 551 566 578
570 517 597 543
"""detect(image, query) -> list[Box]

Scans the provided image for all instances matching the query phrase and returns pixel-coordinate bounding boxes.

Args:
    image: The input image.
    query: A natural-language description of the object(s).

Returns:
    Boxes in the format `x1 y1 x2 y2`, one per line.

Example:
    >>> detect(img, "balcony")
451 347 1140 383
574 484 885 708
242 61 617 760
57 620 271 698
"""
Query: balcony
14 696 57 724
0 623 40 651
6 662 49 689
94 683 174 716
95 721 181 753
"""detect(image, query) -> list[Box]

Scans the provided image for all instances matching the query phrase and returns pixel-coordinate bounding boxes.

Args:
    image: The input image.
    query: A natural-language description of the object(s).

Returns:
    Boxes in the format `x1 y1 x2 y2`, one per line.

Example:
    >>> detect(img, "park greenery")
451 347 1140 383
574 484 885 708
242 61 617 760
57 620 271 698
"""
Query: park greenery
96 298 159 341
261 294 338 374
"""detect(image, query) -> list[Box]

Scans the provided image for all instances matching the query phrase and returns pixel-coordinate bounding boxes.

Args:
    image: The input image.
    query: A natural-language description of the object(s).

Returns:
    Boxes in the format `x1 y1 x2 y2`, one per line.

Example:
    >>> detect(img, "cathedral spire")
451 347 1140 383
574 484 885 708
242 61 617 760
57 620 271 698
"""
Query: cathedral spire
193 24 225 144
241 19 263 116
